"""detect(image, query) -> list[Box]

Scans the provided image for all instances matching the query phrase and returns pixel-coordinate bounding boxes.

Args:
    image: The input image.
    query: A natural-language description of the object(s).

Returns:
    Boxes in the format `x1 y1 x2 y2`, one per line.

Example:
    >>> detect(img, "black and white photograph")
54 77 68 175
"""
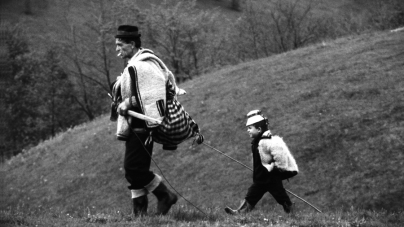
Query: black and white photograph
1 0 403 226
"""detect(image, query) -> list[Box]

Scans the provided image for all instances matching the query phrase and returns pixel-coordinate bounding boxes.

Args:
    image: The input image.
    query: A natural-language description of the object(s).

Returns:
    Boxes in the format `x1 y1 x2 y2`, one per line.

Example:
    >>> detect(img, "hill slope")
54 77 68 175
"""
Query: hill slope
2 29 404 215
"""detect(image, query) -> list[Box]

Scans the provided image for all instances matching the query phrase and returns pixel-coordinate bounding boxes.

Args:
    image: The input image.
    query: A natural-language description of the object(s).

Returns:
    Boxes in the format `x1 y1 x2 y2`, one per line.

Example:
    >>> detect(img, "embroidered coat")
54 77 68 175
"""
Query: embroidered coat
112 49 180 140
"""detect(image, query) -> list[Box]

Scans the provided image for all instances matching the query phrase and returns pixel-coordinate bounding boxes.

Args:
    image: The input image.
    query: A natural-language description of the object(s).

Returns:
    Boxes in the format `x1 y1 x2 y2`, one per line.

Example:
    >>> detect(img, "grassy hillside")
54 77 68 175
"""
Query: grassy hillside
1 206 403 226
2 28 404 223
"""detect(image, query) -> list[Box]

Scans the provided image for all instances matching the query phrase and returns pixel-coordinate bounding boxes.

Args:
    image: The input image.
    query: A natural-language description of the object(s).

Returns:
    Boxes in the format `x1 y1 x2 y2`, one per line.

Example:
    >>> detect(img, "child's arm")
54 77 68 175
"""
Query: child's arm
258 142 275 172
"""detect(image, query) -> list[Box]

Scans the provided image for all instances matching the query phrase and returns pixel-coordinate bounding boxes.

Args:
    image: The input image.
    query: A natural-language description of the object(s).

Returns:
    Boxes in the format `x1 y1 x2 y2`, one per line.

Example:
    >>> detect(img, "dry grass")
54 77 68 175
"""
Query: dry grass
1 205 403 226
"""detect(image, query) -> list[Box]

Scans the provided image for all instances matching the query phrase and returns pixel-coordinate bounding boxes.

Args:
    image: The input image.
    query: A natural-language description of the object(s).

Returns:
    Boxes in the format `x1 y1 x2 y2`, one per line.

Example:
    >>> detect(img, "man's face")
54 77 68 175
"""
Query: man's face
115 39 135 59
247 125 261 138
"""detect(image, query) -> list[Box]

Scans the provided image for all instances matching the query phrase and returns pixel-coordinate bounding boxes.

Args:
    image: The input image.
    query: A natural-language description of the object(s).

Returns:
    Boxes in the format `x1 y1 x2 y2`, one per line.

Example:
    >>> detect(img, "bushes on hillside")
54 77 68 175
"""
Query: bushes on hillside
2 24 84 159
225 0 404 60
318 0 404 37
143 0 220 80
232 0 320 59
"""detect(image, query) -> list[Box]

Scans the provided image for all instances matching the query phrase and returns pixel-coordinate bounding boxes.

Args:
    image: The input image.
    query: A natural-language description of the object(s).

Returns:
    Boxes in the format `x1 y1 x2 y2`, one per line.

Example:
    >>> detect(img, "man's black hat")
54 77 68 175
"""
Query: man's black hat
115 25 141 39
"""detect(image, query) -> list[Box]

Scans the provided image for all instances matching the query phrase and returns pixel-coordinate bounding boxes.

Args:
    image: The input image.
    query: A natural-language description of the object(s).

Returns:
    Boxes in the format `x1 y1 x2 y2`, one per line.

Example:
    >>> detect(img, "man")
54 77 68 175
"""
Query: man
111 25 178 216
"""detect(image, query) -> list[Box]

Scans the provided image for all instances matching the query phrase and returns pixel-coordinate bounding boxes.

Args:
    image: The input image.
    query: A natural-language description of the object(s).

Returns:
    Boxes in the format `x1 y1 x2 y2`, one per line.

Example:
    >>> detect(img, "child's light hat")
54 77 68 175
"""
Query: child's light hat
246 109 265 126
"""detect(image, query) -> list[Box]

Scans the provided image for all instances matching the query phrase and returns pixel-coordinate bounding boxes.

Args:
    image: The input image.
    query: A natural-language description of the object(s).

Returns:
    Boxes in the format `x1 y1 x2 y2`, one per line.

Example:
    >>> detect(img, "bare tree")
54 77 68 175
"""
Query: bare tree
231 0 242 11
268 0 318 51
233 0 319 60
231 1 275 59
144 0 218 79
24 0 32 15
44 0 119 120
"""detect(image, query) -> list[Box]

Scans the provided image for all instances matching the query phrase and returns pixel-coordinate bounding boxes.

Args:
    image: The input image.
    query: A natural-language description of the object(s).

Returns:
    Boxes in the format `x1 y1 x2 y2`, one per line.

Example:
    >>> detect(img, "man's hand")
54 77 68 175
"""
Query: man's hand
177 88 187 96
117 98 131 116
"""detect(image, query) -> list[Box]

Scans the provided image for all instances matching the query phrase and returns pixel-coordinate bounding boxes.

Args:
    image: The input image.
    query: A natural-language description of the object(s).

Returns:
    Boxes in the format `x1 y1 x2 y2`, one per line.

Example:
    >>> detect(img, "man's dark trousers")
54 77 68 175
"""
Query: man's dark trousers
124 132 155 190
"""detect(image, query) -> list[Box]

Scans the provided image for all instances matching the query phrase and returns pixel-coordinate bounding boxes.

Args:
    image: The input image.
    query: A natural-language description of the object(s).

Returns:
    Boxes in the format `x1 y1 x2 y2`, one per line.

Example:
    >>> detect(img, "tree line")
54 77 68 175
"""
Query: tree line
2 0 403 159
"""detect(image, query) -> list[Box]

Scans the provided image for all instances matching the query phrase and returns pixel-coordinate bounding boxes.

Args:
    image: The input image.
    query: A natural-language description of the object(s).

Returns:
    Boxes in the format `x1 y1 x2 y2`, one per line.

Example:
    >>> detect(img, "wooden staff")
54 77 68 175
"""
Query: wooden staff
127 110 163 125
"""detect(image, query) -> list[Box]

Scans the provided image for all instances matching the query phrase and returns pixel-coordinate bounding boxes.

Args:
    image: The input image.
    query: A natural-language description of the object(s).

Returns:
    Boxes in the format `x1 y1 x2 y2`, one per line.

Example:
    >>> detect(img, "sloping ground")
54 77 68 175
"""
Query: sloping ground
2 30 404 215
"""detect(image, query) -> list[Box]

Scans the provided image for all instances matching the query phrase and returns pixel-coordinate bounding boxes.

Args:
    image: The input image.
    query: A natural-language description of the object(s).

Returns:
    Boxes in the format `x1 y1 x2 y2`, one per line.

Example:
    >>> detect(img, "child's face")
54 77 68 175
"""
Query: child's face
247 125 261 138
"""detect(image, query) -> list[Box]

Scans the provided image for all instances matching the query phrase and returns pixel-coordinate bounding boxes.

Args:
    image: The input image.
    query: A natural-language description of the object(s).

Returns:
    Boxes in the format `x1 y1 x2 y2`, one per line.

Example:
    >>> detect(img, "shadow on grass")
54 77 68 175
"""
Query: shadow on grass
170 207 220 222
82 206 220 225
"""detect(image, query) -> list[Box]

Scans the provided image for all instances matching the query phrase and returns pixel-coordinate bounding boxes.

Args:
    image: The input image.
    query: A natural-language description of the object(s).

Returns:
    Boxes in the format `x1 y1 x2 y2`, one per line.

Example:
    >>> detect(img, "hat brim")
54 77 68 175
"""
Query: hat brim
115 34 138 39
246 115 265 126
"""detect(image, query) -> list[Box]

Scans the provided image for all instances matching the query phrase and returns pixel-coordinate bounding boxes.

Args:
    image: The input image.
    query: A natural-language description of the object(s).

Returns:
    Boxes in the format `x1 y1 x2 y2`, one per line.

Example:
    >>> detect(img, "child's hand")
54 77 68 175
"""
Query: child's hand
262 162 275 172
262 130 272 137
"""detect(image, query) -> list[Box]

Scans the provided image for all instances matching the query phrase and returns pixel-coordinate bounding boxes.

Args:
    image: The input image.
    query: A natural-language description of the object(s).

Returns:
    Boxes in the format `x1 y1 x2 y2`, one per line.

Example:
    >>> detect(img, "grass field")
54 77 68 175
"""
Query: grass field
1 205 403 226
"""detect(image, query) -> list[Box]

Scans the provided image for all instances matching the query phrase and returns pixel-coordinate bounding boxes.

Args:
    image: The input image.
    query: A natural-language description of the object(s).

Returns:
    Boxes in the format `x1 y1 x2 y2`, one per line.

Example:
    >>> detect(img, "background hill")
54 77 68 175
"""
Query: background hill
2 0 403 159
2 28 403 218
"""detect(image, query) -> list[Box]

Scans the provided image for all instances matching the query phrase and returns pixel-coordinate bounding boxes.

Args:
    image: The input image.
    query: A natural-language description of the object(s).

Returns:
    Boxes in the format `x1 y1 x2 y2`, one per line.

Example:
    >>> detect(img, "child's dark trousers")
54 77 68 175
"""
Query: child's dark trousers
245 179 292 207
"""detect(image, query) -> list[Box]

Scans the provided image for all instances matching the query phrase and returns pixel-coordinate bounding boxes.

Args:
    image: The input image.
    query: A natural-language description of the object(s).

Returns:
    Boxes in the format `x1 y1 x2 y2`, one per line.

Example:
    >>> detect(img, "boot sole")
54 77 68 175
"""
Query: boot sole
157 193 178 215
224 207 237 215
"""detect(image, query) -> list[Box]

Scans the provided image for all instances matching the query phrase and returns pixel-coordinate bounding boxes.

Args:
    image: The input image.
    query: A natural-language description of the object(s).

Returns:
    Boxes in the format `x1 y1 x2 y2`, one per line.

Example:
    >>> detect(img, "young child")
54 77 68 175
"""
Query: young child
225 110 298 215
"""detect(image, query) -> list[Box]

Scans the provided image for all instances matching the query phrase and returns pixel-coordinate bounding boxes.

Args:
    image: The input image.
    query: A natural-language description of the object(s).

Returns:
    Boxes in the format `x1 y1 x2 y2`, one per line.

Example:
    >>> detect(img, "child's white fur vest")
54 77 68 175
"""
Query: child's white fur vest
258 133 299 173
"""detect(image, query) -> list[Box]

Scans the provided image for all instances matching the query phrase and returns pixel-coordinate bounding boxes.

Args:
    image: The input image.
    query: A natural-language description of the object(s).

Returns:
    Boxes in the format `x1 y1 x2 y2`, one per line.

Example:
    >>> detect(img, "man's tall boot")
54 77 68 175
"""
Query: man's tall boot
225 199 253 215
282 201 294 214
132 195 148 216
152 182 178 215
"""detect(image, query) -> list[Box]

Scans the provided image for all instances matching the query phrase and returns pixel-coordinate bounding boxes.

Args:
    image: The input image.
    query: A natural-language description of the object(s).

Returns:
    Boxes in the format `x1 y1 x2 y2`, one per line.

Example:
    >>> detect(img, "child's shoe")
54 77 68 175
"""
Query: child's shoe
225 200 253 215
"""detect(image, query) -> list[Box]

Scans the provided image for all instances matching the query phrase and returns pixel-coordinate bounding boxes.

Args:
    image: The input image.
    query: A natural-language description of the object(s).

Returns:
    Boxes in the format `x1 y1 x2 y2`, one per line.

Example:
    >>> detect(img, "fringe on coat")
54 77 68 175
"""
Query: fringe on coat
112 48 182 140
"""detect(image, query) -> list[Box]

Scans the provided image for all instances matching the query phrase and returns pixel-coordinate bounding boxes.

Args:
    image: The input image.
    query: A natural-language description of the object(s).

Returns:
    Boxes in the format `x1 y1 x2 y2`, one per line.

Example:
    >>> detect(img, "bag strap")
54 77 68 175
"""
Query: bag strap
128 66 147 129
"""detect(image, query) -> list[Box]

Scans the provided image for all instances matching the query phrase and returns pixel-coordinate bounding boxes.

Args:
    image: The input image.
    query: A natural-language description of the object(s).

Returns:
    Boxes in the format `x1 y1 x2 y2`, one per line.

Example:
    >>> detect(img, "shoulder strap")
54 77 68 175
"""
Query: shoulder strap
127 66 147 128
128 66 142 113
260 135 272 140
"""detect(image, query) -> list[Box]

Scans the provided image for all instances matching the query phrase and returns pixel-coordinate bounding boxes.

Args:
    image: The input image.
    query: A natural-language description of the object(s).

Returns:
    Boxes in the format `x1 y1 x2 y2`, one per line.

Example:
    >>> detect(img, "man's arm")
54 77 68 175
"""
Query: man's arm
117 96 139 116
